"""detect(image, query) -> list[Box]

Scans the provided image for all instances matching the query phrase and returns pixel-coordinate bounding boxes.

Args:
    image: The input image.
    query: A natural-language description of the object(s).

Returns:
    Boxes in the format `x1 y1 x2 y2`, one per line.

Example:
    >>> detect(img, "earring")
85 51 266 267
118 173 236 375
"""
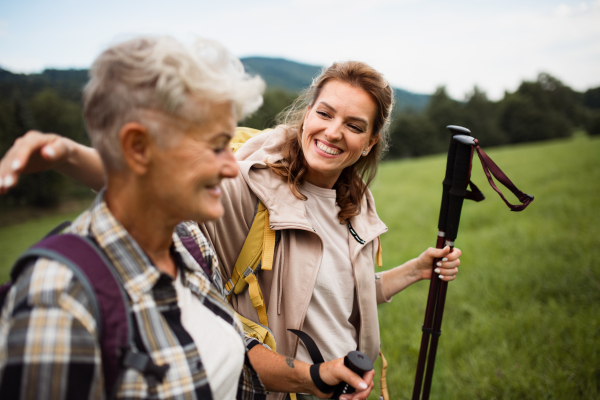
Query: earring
362 150 367 156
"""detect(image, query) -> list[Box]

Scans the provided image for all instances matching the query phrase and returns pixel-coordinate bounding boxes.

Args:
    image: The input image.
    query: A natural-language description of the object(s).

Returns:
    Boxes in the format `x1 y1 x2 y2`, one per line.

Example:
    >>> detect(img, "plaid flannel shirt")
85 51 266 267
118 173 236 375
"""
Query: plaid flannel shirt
0 192 265 399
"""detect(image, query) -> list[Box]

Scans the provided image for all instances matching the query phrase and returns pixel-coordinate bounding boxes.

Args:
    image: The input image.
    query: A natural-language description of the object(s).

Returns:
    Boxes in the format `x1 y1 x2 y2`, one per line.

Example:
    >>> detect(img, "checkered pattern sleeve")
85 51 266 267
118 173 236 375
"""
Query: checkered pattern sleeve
0 258 103 400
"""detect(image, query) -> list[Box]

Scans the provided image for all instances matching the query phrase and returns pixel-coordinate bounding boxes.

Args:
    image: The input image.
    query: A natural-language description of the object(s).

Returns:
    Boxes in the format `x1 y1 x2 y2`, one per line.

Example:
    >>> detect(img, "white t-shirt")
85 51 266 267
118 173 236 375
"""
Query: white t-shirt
295 181 358 363
174 270 245 400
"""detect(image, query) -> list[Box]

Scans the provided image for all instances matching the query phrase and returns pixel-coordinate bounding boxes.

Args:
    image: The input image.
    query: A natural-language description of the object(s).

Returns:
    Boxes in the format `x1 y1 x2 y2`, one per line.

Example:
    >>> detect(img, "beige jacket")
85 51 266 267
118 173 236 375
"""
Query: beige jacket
201 126 390 392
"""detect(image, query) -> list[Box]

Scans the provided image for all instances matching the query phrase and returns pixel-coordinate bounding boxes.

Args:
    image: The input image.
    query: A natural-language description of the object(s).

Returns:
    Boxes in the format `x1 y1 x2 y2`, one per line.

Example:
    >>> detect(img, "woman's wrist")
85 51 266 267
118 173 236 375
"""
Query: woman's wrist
381 259 424 298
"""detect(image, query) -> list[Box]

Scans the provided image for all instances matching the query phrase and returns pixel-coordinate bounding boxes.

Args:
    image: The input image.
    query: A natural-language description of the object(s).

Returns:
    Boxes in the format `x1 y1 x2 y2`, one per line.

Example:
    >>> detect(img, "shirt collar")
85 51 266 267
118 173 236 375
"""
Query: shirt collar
76 190 204 303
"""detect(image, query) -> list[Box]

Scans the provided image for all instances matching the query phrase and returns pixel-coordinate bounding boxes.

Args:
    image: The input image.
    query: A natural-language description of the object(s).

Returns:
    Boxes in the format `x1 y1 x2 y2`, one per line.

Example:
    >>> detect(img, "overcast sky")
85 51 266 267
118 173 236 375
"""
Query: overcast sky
1 0 599 100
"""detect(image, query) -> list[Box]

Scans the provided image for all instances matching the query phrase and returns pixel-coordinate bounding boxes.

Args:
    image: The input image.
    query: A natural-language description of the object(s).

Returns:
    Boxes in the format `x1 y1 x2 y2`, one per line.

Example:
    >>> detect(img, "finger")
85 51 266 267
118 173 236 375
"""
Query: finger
428 245 452 259
435 257 460 270
40 138 70 164
320 359 368 394
435 267 459 280
443 247 462 261
342 380 374 400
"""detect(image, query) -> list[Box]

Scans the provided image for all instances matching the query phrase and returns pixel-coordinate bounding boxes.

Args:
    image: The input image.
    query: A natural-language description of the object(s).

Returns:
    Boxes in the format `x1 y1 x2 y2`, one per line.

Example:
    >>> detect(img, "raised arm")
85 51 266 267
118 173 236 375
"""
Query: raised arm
0 130 106 194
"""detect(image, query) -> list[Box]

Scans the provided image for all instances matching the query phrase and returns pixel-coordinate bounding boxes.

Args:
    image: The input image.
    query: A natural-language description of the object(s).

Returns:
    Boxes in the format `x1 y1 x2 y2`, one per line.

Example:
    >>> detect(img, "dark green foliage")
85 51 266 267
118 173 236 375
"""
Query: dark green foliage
463 87 507 146
586 112 600 136
583 87 600 109
497 73 586 144
386 73 594 160
0 70 89 208
582 87 600 136
388 86 466 158
387 112 438 158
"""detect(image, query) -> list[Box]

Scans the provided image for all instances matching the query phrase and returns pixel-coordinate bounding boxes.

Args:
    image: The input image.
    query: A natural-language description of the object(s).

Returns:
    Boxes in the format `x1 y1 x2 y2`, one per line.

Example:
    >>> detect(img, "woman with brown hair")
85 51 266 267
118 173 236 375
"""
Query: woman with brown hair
0 60 461 400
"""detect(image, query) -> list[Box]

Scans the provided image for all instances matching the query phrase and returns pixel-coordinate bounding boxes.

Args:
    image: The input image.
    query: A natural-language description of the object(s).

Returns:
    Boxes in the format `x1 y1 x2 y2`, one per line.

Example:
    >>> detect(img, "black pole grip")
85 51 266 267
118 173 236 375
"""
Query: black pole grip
438 136 458 232
438 126 471 231
331 351 374 398
445 142 473 241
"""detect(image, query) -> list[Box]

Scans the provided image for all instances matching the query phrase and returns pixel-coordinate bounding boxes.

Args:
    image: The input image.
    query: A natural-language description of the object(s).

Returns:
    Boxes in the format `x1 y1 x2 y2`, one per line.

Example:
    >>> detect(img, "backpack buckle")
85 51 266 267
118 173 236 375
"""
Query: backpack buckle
243 266 254 278
224 279 234 296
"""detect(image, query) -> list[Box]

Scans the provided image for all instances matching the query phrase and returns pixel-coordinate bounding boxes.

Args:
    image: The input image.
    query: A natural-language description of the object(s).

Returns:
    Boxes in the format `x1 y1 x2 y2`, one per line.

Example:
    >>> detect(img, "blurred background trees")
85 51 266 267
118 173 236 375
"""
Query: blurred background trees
1 59 598 208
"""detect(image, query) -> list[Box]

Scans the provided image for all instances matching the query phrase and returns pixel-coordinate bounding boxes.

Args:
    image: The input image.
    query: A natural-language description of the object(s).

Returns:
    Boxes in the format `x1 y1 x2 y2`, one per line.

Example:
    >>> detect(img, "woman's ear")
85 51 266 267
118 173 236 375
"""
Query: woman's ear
119 122 152 175
367 134 380 153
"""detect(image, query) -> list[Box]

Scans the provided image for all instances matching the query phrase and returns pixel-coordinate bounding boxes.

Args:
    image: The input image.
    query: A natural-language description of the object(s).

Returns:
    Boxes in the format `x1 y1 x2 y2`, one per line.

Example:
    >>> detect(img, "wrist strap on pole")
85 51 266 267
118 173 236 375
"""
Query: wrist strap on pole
473 140 534 211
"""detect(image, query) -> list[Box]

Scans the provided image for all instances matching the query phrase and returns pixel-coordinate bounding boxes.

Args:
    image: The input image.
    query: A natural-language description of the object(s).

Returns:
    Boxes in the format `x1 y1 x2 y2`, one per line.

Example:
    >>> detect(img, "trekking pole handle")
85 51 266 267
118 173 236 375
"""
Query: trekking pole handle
331 351 374 398
438 126 468 232
445 139 475 241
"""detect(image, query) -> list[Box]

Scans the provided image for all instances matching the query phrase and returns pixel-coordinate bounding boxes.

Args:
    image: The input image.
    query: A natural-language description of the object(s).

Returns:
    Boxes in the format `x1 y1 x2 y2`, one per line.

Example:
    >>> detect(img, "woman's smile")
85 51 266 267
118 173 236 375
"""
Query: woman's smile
315 139 343 156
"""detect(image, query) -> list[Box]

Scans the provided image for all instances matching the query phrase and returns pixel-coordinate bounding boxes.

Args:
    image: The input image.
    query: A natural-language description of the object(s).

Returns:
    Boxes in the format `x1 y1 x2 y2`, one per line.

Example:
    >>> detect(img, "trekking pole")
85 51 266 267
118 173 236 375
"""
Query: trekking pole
411 126 464 400
411 125 534 399
420 134 476 400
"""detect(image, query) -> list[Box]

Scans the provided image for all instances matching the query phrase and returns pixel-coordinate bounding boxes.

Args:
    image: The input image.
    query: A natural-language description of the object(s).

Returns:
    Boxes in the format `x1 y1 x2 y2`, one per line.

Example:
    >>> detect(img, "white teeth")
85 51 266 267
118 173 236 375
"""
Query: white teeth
316 141 341 155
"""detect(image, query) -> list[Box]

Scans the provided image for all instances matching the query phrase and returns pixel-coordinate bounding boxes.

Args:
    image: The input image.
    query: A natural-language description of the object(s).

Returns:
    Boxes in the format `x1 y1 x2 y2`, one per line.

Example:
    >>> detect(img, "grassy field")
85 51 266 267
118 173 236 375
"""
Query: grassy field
0 135 598 399
370 135 600 399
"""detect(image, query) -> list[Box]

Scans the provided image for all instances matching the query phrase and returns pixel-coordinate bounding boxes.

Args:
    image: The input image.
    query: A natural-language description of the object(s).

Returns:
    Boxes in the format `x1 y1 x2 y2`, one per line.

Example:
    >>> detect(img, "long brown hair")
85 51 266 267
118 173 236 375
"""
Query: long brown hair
267 61 394 223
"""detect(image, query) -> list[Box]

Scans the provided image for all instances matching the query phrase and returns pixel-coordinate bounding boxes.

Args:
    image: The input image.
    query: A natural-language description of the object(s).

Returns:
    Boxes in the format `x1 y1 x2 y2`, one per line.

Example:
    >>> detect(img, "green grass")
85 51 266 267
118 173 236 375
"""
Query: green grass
0 209 88 278
0 136 598 399
370 135 600 399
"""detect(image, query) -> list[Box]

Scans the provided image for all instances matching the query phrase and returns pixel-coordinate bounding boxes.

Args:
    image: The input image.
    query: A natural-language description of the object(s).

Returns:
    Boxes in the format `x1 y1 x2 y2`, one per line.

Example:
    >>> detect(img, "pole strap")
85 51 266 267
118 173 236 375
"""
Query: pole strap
473 140 534 211
379 349 389 400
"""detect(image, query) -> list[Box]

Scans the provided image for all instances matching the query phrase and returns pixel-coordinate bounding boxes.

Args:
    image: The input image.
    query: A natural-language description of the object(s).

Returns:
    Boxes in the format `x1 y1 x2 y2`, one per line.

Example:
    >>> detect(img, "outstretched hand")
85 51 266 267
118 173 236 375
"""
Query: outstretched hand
415 245 461 282
0 130 72 194
314 358 374 400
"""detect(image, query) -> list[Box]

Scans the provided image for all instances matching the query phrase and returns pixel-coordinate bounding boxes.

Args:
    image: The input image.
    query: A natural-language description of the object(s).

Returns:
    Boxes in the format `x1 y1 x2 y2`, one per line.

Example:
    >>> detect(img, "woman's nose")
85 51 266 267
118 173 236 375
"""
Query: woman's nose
222 147 239 178
325 122 343 142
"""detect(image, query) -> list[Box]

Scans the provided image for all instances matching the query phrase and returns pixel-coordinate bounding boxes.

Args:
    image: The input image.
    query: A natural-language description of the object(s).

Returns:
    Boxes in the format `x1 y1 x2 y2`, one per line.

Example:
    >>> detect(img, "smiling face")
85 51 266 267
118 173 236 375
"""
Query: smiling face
148 101 238 224
301 79 379 189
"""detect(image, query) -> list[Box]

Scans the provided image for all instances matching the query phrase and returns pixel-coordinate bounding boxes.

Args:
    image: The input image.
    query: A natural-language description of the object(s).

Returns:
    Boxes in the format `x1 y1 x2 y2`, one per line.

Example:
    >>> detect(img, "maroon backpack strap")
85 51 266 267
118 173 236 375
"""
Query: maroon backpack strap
473 139 534 211
7 228 172 398
30 234 131 393
13 234 133 397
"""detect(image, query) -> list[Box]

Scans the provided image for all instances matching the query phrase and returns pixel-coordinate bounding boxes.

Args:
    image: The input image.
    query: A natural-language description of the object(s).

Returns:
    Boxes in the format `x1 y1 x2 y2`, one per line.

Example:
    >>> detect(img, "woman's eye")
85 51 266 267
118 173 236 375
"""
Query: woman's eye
316 111 330 118
348 124 364 133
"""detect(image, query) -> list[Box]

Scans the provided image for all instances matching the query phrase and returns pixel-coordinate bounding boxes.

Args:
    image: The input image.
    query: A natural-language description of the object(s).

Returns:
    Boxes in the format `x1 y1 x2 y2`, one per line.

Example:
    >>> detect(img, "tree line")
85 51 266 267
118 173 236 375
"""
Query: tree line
1 68 599 208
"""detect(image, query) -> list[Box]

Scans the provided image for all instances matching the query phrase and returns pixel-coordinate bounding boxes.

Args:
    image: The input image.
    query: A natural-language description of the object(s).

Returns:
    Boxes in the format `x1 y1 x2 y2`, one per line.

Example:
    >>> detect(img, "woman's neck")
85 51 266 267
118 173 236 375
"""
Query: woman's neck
105 178 178 277
304 165 340 190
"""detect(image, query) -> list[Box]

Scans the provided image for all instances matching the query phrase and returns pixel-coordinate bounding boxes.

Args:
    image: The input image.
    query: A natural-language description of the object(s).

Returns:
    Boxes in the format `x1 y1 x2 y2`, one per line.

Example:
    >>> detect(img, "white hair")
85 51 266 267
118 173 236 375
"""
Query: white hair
83 36 265 170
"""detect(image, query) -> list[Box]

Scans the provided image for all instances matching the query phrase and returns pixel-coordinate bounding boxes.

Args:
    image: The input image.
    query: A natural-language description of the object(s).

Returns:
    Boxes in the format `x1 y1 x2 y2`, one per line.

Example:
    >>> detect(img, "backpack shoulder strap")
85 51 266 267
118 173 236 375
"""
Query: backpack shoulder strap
224 200 275 327
8 226 170 398
12 233 133 396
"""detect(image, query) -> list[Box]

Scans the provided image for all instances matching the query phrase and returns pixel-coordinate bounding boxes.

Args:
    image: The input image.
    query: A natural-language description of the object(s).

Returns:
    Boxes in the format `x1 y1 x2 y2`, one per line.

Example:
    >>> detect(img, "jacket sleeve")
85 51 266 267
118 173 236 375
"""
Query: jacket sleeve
0 258 103 400
374 237 392 304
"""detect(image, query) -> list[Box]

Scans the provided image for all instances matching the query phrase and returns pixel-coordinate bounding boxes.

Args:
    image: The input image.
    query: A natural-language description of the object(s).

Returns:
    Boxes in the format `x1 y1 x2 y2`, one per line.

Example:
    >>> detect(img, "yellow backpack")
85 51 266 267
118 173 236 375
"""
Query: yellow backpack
227 127 388 400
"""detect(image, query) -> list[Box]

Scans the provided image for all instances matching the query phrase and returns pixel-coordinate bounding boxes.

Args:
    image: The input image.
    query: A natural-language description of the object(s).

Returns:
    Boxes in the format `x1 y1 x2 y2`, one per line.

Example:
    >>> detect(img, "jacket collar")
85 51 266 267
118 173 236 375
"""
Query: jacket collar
235 126 388 246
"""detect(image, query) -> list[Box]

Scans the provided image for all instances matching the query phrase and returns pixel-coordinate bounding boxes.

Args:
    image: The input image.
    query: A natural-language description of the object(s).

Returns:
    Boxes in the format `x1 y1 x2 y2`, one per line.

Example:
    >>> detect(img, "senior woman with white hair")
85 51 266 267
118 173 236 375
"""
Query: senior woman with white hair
0 35 269 399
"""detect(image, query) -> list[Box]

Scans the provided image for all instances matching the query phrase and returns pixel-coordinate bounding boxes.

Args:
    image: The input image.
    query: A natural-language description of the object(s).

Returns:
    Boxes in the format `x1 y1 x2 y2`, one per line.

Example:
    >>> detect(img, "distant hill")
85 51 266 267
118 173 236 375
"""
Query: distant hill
241 57 322 93
241 57 430 111
1 58 430 111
